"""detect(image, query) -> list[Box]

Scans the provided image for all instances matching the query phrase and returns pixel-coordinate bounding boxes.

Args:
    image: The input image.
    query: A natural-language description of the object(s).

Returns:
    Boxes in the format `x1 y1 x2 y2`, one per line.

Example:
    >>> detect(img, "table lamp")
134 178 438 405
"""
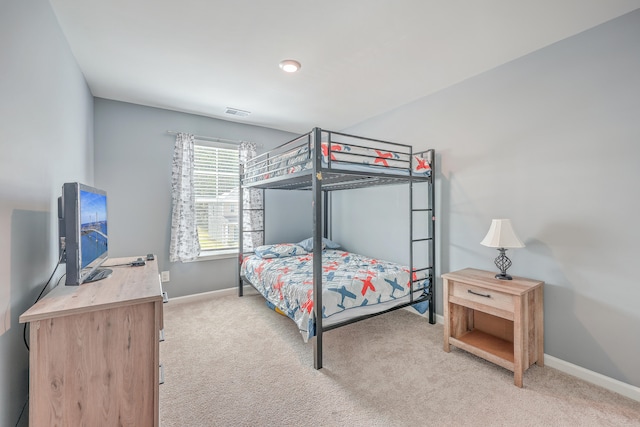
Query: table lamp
480 219 525 280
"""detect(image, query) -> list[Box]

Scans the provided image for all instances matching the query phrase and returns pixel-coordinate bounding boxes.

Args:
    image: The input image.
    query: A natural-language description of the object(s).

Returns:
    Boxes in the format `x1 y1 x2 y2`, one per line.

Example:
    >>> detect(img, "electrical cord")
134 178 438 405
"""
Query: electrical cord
106 262 138 267
14 393 28 427
23 251 64 352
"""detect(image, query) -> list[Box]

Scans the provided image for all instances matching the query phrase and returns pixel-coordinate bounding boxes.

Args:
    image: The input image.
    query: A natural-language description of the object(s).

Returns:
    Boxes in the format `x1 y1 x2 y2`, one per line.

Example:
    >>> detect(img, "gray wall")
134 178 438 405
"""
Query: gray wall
336 10 640 387
0 0 94 425
2 7 636 425
93 99 311 298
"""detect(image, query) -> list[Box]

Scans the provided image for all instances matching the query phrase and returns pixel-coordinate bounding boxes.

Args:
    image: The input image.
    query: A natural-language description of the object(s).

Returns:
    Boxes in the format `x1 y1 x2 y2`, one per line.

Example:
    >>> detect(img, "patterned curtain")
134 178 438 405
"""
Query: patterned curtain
169 132 201 262
239 142 264 252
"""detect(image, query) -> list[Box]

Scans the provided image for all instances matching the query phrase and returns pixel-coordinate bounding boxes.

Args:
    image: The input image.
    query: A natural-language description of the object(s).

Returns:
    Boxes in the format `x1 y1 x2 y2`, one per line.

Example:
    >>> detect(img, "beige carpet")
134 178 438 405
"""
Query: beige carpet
160 290 640 426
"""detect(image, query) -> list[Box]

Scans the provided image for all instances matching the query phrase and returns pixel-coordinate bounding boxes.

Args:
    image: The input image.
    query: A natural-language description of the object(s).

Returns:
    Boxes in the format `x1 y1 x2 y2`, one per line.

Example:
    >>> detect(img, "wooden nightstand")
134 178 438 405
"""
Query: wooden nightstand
442 268 544 387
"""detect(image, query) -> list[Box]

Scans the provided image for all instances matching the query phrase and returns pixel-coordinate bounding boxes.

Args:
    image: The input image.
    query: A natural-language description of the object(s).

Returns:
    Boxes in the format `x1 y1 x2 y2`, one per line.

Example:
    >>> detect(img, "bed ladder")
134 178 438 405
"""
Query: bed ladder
409 149 436 325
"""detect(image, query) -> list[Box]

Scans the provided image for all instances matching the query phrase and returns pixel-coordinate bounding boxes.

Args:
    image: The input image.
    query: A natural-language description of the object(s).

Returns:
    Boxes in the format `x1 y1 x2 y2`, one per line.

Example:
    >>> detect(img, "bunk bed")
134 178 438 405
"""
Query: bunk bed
238 128 436 369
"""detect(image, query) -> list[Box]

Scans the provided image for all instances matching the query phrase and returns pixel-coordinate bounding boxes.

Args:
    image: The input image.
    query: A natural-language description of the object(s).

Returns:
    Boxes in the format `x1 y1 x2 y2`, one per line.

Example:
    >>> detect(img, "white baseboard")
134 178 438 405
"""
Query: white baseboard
544 355 640 402
404 307 639 401
176 288 639 402
167 285 254 305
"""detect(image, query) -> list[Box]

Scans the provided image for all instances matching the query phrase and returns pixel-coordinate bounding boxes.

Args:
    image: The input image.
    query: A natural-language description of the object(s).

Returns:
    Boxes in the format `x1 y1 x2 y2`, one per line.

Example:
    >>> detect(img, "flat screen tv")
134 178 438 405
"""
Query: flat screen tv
59 182 111 285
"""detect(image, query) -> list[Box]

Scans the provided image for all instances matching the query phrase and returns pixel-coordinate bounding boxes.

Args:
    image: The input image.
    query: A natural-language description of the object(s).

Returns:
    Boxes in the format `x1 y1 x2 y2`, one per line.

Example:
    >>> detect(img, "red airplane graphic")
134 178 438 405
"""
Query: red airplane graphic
403 269 419 287
323 262 339 272
321 143 343 161
374 150 393 166
301 289 314 313
360 275 376 296
273 275 285 300
254 263 266 276
415 157 430 171
298 255 312 263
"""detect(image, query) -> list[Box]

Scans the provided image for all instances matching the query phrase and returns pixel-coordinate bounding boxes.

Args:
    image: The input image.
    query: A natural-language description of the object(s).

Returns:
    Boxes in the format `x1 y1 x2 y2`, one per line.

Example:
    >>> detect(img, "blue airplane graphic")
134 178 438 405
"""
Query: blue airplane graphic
384 277 404 298
329 286 357 309
287 301 298 318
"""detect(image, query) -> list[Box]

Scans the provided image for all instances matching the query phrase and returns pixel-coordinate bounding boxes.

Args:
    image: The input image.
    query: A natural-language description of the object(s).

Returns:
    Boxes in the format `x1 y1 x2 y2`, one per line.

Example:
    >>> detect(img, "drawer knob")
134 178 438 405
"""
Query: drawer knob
468 289 491 298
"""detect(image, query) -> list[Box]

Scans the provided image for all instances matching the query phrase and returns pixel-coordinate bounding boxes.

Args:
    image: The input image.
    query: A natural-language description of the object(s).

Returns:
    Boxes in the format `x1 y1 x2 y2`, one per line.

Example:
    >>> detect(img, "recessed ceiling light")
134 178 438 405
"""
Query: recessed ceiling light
279 59 301 73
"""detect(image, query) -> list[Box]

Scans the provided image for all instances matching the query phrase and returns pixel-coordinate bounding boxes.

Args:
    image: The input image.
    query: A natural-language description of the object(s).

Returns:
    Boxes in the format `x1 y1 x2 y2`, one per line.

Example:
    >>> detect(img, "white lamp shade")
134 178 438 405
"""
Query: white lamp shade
480 219 525 248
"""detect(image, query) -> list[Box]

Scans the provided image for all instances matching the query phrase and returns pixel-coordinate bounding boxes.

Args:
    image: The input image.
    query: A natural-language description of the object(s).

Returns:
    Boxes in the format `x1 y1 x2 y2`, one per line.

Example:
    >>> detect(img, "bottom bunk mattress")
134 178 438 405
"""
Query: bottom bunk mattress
240 247 430 341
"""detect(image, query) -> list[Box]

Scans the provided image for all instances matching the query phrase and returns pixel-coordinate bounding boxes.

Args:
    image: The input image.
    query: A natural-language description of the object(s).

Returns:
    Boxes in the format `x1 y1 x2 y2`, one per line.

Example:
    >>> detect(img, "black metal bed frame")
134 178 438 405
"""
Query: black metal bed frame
238 127 436 369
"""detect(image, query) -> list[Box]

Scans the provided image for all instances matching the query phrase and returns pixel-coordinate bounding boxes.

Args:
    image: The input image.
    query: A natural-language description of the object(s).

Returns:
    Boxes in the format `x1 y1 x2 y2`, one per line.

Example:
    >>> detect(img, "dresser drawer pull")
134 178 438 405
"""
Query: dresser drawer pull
468 289 491 298
159 364 165 385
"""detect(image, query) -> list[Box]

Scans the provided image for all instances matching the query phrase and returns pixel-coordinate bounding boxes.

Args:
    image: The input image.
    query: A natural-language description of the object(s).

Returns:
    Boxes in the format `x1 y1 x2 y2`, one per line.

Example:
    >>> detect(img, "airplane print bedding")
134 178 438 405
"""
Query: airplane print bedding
242 140 432 185
240 246 430 341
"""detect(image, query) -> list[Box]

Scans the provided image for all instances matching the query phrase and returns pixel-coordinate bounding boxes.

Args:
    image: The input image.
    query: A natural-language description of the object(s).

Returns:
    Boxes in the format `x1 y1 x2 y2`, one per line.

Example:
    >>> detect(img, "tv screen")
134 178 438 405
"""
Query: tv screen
60 182 110 285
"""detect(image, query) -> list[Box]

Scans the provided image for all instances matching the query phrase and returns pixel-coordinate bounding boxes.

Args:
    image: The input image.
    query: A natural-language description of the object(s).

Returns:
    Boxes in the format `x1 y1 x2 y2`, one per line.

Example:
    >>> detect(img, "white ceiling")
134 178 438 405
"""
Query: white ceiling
49 0 640 134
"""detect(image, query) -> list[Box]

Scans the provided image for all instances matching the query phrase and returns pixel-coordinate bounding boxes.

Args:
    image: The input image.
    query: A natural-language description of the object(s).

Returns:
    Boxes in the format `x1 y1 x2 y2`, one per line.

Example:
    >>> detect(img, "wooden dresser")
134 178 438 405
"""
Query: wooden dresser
20 257 164 426
442 268 544 387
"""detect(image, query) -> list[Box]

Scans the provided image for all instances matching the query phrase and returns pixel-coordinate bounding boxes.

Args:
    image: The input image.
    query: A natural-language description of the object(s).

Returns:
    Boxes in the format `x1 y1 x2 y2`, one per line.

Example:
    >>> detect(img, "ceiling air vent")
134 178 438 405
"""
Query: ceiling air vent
224 107 251 117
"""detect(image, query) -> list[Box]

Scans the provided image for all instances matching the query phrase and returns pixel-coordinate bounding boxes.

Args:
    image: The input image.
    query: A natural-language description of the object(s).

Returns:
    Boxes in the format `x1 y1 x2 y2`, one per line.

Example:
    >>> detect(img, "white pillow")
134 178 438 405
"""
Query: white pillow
254 243 307 259
297 237 340 252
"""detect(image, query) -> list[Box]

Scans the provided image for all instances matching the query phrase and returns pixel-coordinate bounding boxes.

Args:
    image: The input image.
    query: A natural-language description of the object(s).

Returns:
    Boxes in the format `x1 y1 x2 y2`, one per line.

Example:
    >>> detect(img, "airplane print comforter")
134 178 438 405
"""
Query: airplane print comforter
240 249 429 341
243 141 431 184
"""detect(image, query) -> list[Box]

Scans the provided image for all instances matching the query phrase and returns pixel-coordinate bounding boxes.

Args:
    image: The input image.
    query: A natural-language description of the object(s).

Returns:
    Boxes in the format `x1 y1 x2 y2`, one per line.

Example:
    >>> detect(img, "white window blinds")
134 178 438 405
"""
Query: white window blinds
193 142 239 252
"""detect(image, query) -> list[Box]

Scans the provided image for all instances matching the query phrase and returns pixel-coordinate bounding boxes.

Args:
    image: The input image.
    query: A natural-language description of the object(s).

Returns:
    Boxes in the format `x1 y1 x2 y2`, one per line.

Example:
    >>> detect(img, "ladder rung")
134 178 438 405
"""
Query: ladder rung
412 208 433 212
411 237 433 242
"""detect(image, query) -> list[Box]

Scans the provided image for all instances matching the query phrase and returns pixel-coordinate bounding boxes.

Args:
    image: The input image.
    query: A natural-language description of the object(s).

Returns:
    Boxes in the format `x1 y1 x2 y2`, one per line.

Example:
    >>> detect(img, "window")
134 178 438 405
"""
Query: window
193 142 239 255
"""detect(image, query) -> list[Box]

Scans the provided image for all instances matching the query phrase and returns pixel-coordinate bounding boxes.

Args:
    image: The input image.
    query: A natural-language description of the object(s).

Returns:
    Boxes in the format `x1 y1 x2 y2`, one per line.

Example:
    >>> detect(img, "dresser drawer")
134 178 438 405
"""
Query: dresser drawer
451 282 514 313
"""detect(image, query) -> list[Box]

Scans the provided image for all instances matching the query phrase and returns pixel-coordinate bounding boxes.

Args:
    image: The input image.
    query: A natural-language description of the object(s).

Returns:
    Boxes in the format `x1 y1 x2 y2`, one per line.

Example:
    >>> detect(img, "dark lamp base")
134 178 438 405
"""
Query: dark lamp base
493 248 514 281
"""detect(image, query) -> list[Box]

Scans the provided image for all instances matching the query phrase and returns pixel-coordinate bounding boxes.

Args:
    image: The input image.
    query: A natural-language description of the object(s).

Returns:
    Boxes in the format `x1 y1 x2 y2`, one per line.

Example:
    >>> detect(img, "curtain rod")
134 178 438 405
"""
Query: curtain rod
167 130 262 147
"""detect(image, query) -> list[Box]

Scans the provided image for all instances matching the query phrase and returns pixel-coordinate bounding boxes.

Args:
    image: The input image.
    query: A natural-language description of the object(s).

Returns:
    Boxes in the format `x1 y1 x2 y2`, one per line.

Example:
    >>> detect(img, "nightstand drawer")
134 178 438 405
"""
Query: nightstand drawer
451 282 514 313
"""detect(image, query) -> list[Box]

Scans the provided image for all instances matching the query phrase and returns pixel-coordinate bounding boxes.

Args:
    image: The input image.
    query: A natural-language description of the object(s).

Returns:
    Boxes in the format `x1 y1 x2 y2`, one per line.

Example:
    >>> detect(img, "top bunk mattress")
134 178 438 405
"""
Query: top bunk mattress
242 129 432 187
